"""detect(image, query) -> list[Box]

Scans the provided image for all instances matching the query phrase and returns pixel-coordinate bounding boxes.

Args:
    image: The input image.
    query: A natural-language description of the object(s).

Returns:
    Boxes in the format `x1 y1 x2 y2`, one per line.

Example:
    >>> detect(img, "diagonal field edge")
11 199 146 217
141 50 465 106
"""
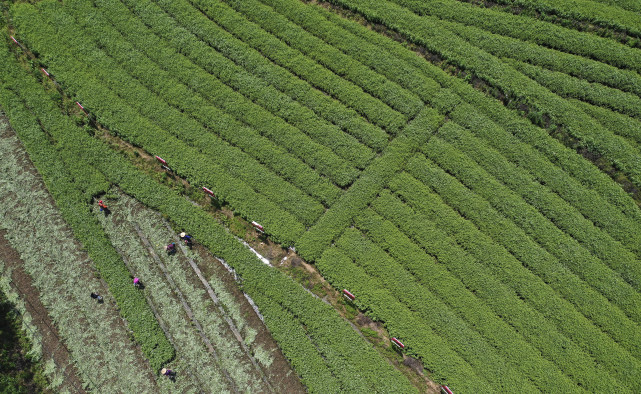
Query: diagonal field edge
296 105 445 261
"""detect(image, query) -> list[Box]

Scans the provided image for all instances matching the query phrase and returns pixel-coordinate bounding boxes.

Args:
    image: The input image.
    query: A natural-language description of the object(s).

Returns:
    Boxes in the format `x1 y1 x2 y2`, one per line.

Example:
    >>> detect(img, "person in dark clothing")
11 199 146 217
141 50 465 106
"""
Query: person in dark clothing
180 232 193 247
90 292 103 303
161 368 175 381
166 242 176 255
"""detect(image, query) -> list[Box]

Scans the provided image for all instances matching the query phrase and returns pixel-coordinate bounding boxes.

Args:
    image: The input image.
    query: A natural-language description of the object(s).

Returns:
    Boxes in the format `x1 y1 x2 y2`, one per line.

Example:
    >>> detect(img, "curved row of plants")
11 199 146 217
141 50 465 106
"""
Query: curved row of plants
387 0 641 73
332 228 551 392
353 209 577 392
37 0 328 225
149 0 390 152
182 0 407 135
118 0 376 173
314 3 641 226
222 0 425 118
419 137 641 323
370 189 632 392
488 0 641 38
434 122 641 288
266 0 641 249
296 106 443 260
327 0 641 189
394 164 641 361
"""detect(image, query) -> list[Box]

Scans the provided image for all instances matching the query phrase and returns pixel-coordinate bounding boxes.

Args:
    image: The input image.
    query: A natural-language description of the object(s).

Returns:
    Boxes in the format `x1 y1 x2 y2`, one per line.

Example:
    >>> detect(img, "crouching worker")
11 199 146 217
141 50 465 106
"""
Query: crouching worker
180 232 193 247
161 368 175 381
97 200 110 215
90 292 103 303
133 277 141 289
165 242 176 255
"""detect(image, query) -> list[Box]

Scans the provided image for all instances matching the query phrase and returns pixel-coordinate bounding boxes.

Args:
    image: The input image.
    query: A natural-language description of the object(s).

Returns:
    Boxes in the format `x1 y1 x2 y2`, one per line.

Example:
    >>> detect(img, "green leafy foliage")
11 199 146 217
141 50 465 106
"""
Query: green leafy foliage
152 0 390 152
187 0 407 135
387 0 641 72
371 188 631 392
328 0 641 188
224 0 425 118
296 106 443 261
491 0 641 37
509 59 641 120
11 1 306 245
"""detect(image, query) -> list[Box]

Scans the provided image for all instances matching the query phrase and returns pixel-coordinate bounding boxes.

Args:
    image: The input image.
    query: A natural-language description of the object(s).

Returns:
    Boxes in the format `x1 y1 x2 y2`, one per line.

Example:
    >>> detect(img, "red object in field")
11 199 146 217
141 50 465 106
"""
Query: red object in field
10 36 19 45
154 155 166 165
441 385 453 394
76 101 88 115
342 289 355 301
391 337 405 349
251 221 264 232
41 68 50 77
202 186 215 196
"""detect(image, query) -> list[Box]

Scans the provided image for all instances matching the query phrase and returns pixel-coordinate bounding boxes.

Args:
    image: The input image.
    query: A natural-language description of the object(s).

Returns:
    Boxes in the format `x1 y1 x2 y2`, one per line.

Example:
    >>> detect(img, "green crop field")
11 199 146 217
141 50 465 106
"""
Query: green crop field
1 0 640 392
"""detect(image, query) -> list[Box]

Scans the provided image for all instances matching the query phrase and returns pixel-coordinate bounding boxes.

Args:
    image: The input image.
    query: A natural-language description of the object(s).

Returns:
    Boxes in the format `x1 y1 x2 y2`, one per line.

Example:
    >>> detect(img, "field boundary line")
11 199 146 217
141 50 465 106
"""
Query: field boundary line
133 222 239 393
166 223 275 393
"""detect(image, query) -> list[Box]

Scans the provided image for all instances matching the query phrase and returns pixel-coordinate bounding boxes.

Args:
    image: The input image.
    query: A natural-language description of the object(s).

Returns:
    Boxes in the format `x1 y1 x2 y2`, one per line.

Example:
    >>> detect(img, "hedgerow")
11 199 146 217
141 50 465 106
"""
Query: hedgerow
491 0 641 38
396 163 641 361
353 209 575 392
402 155 641 389
317 246 494 393
387 0 641 73
3 36 415 392
449 102 641 255
509 59 641 120
436 121 641 289
38 0 353 201
46 0 328 224
328 0 641 189
371 189 630 392
184 0 408 135
571 99 641 145
0 44 174 371
296 106 443 261
242 291 341 393
150 0 390 153
334 228 542 392
314 3 641 225
116 0 375 174
224 0 425 118
587 0 641 13
420 137 641 323
449 20 641 98
262 0 442 105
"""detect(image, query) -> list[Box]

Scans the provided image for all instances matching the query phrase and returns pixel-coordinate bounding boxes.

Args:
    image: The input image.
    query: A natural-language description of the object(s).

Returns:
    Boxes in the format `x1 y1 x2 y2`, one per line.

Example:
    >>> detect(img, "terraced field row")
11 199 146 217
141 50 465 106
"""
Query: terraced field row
3 0 641 392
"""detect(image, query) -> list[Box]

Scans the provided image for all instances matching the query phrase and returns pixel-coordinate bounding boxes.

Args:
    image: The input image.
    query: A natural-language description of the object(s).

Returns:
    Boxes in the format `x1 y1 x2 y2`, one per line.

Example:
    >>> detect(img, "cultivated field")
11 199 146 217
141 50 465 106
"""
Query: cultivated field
1 0 641 392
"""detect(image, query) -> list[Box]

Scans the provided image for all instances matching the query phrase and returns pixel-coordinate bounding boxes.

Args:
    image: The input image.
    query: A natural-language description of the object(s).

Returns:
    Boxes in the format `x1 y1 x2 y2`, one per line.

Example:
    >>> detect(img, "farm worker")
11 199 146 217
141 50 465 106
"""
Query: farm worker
98 200 108 212
90 292 103 302
133 277 140 288
166 242 176 255
180 232 193 246
161 368 175 380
